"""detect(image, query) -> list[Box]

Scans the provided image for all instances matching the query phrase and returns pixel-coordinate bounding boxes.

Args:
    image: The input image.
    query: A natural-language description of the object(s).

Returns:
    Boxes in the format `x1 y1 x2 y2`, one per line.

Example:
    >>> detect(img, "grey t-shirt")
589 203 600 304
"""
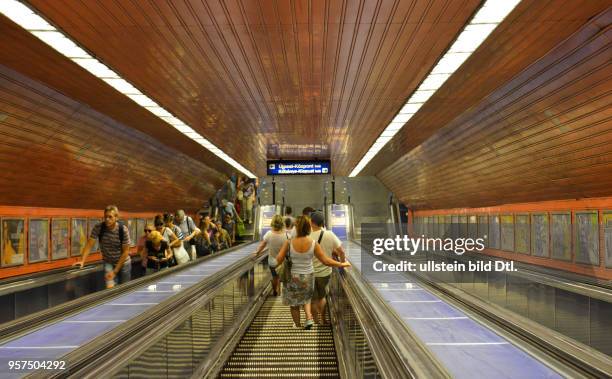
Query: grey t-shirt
264 230 288 267
90 223 131 264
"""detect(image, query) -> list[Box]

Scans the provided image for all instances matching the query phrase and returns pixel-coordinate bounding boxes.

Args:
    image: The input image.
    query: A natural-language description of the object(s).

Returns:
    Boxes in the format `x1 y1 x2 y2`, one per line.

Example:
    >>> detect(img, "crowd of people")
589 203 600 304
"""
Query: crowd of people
74 172 258 288
73 182 350 331
254 207 351 329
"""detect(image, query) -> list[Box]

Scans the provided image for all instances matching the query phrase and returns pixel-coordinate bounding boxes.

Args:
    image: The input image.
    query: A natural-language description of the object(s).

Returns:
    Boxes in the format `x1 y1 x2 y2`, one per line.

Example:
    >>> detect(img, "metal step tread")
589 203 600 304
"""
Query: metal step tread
219 296 340 378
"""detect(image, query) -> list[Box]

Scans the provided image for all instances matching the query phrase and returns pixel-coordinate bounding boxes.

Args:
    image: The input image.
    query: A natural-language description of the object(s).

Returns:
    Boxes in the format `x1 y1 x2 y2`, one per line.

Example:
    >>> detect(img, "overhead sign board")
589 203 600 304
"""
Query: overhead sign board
267 160 331 176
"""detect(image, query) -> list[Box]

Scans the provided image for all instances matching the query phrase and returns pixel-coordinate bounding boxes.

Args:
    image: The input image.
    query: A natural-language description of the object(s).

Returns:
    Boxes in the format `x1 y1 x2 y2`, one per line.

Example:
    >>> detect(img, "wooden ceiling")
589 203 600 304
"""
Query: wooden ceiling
0 0 609 211
0 63 222 211
26 0 481 175
377 6 612 209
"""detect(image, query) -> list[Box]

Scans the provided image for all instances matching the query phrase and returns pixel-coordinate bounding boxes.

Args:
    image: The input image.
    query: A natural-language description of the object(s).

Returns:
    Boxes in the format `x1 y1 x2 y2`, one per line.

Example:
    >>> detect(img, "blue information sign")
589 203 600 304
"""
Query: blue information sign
267 160 331 175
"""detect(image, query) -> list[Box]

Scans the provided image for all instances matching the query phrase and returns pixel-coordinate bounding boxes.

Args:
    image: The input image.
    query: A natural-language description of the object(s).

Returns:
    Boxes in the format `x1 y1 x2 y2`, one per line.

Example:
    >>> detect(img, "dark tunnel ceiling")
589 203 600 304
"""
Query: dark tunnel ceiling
0 0 610 211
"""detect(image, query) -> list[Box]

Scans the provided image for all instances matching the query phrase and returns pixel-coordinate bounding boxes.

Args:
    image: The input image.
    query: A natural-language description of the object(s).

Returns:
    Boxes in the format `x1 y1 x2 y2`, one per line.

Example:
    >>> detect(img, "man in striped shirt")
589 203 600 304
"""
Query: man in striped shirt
75 205 131 288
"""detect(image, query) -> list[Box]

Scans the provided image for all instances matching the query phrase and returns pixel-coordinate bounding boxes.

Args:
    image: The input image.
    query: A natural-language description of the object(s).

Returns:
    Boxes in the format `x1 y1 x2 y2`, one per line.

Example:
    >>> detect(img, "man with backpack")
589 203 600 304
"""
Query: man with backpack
74 205 131 288
308 211 346 325
175 209 201 260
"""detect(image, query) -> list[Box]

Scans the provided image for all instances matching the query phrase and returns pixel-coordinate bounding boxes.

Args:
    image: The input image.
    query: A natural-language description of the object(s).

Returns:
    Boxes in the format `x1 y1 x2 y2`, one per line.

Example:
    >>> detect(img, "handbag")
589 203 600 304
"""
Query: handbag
279 248 292 284
194 235 212 257
173 244 190 265
236 220 246 236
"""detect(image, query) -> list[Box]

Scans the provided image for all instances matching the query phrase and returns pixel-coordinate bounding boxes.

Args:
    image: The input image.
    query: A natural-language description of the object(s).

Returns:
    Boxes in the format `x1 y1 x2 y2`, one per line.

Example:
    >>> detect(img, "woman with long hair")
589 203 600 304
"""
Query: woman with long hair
275 216 351 329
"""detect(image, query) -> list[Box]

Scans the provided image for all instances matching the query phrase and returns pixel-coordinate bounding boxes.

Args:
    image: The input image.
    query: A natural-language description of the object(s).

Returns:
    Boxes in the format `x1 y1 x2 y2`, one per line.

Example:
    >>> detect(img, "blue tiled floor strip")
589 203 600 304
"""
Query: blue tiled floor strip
0 245 254 378
344 240 562 379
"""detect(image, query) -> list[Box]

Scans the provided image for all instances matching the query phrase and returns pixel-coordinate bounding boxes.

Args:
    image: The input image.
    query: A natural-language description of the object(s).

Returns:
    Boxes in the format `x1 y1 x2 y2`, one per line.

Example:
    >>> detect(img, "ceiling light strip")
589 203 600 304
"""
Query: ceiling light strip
0 0 256 178
349 0 521 177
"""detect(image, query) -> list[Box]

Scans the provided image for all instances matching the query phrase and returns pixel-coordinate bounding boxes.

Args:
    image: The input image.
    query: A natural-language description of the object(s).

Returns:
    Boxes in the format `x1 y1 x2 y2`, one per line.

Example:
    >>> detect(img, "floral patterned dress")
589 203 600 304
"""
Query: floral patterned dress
282 240 315 306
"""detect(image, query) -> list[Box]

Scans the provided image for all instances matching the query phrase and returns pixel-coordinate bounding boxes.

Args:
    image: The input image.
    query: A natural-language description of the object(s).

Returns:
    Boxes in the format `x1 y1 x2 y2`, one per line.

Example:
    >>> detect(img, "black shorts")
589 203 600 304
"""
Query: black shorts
312 275 331 300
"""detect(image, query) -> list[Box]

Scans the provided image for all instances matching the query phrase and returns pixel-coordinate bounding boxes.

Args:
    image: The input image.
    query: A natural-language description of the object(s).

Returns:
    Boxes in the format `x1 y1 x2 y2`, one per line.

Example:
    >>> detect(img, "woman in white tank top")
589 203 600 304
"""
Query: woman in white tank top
275 216 351 329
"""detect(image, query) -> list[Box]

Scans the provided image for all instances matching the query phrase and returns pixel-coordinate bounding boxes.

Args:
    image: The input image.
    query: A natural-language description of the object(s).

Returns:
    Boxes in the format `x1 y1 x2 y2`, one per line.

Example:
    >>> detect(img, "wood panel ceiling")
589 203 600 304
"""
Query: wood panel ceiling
26 0 482 175
0 15 234 177
1 0 608 211
377 7 612 209
364 0 612 179
0 63 222 211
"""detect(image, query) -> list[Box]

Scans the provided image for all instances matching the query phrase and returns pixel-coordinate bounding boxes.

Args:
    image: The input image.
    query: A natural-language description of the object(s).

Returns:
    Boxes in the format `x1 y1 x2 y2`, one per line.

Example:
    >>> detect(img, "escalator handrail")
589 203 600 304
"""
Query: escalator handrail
43 251 266 378
337 241 451 379
434 250 612 301
0 242 252 345
0 263 104 297
380 244 612 378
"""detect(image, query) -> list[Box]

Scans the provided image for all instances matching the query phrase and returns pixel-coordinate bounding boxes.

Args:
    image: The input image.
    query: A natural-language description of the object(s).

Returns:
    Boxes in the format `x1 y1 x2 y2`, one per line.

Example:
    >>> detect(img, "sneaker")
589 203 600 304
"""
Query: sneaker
304 319 314 330
292 323 301 329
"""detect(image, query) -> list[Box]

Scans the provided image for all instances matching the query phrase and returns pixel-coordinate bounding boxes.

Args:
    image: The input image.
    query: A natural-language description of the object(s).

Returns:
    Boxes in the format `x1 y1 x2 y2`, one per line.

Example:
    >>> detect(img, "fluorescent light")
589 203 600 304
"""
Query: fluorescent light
144 106 172 118
409 90 435 103
102 78 141 95
0 0 256 178
392 114 412 124
126 94 158 107
472 0 521 24
399 103 422 114
161 116 184 126
380 129 399 138
72 58 118 78
31 31 90 58
0 1 53 30
386 122 404 131
431 53 471 74
173 124 194 133
418 74 450 91
448 24 496 53
349 0 521 177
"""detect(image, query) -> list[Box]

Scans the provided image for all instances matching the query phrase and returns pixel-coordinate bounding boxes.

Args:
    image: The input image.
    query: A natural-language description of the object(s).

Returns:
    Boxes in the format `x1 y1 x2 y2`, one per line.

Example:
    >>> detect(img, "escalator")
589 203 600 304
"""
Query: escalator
219 296 339 378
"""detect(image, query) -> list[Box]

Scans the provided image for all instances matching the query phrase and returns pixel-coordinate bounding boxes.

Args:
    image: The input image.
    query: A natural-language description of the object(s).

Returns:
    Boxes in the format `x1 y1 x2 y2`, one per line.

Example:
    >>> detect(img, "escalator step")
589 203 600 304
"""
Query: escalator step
219 374 339 378
219 296 339 378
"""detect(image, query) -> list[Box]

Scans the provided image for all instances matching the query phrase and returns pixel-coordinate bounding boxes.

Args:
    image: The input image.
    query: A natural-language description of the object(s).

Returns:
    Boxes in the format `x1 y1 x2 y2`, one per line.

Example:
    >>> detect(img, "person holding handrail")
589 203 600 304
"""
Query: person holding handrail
275 216 351 329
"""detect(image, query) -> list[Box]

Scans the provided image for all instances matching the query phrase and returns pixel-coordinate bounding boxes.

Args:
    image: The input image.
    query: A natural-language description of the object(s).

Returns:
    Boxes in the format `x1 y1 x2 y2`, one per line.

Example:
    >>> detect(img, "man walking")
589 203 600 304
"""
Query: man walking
308 211 346 324
75 205 131 288
175 210 201 260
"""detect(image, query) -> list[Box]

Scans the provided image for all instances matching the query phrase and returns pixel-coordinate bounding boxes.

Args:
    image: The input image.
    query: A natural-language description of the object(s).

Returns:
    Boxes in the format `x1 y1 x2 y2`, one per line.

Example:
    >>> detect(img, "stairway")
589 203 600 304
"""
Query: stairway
219 296 340 378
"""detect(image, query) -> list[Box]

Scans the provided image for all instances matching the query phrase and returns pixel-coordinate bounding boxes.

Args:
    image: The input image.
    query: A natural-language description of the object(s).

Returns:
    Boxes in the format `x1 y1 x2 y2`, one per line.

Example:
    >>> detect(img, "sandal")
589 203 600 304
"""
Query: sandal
304 319 314 330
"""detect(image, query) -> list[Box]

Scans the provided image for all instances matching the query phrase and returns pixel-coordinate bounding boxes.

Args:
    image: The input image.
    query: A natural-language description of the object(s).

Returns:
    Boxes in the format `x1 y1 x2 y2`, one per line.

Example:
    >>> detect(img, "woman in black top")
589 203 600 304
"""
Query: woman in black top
143 231 172 274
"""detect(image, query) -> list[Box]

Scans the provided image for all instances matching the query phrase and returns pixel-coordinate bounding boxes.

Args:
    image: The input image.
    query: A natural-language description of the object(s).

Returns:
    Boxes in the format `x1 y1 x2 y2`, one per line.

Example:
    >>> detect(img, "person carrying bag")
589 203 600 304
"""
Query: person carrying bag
173 243 190 265
278 248 292 284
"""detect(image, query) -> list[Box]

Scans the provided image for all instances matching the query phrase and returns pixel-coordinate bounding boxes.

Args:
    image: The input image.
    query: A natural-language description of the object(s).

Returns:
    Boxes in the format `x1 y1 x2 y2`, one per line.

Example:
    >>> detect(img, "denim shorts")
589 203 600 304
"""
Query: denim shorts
104 260 131 287
269 266 278 277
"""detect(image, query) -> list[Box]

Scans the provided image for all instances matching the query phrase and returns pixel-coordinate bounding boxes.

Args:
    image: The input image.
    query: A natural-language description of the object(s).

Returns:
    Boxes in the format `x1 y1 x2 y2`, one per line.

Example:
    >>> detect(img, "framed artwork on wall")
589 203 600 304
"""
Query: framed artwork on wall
71 218 88 257
51 218 69 260
1 218 25 267
28 218 49 263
